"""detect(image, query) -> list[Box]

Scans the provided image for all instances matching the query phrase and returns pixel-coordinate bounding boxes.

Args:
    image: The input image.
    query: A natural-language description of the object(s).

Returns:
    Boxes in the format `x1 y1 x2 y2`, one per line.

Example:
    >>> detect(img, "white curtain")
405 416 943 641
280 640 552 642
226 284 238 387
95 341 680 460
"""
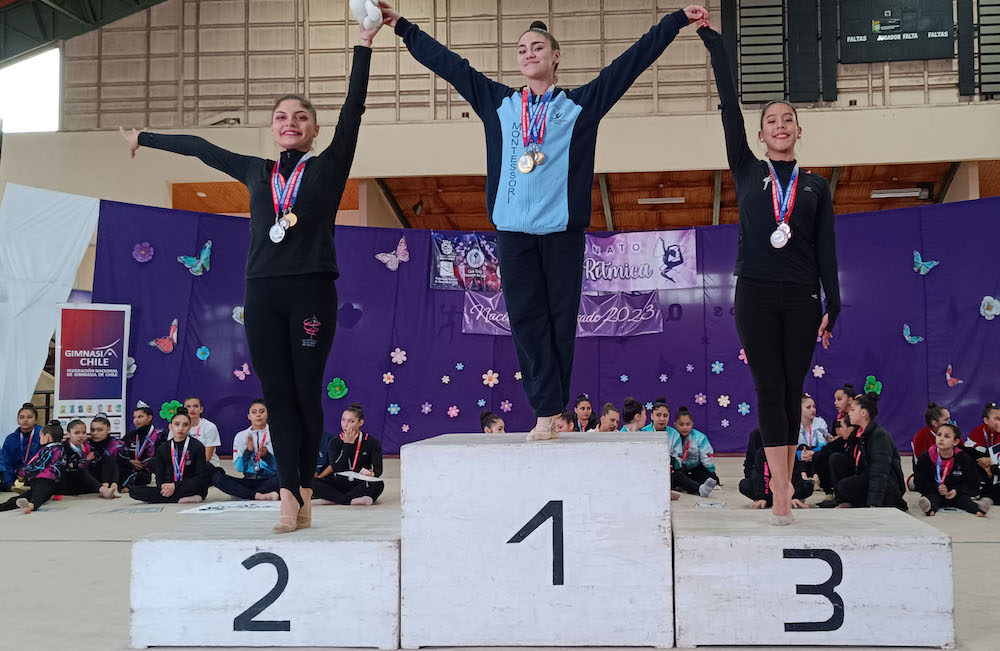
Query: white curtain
0 183 100 426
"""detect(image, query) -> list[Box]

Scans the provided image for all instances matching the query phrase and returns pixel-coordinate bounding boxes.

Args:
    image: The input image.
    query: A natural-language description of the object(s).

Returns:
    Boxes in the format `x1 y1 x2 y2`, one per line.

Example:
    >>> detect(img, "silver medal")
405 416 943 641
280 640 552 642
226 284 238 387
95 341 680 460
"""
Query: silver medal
770 227 788 249
278 217 290 230
269 223 286 243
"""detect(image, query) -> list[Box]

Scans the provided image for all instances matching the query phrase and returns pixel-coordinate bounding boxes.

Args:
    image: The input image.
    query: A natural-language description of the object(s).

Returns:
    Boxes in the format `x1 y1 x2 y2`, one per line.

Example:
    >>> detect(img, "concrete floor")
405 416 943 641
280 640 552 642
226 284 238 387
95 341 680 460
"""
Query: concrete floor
1 456 996 651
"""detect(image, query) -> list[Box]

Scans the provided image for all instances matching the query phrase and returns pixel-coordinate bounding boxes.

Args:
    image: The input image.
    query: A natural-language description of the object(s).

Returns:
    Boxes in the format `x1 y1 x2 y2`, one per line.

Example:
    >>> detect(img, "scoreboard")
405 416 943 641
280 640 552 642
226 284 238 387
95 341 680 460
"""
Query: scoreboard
840 1 954 63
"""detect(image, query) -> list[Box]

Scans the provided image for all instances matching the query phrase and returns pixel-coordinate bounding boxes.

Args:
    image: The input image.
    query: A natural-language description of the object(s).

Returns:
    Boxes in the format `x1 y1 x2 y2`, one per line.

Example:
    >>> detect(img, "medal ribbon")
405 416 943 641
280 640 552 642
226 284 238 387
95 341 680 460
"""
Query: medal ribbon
172 437 190 482
270 152 314 216
342 432 365 471
254 430 268 467
766 160 800 227
806 423 813 448
521 86 554 148
681 436 691 463
934 451 955 485
22 430 34 464
137 429 153 460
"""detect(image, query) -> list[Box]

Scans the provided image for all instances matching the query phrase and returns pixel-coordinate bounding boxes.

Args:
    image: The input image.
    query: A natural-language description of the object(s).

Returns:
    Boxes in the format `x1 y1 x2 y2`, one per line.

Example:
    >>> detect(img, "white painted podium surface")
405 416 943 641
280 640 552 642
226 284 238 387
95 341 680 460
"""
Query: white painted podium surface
130 508 400 648
673 508 954 648
400 432 674 648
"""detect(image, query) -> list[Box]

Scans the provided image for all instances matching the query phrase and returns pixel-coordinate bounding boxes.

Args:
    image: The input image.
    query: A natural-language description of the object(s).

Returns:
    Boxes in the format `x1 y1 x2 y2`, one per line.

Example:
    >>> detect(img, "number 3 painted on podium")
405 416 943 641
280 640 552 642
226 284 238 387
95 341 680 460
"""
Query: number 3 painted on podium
508 500 564 585
233 552 292 632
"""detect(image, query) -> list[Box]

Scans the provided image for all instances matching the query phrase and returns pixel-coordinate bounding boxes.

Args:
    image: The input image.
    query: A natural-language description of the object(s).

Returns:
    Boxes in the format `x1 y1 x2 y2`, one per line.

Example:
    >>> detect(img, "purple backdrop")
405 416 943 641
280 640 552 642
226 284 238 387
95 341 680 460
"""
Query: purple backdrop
92 197 1000 454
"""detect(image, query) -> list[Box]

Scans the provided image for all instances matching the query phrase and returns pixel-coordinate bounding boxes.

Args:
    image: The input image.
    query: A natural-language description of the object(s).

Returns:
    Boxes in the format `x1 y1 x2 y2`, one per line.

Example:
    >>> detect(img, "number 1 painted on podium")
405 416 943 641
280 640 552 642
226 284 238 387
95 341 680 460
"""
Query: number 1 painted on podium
508 500 564 585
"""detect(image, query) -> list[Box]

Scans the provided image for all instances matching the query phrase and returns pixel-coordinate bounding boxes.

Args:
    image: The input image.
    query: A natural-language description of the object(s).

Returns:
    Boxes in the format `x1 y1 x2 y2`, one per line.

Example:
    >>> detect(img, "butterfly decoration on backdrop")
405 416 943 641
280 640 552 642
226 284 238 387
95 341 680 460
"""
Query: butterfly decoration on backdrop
375 236 410 271
902 323 924 345
912 250 939 275
178 240 212 276
148 318 178 353
945 364 964 387
233 363 251 381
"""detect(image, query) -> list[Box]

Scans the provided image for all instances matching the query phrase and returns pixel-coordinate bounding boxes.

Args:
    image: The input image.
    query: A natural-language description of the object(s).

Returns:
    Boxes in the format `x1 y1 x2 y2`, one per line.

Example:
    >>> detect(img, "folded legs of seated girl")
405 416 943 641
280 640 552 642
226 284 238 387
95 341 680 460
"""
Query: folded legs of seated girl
0 422 65 514
129 408 210 504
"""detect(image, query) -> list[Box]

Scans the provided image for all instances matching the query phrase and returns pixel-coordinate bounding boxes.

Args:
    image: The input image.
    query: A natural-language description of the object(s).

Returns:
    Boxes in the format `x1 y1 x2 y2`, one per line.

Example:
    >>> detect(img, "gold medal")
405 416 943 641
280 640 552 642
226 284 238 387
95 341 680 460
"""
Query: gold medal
284 211 298 228
533 150 546 166
518 153 536 174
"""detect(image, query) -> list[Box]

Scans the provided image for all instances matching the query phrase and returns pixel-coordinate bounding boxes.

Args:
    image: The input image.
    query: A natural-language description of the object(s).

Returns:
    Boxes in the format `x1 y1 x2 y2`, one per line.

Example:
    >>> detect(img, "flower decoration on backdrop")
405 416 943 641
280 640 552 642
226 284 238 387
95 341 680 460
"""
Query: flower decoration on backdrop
739 348 748 365
327 378 348 399
196 346 210 361
863 375 883 396
233 363 251 381
902 323 924 344
126 356 137 379
945 364 964 387
738 402 751 416
387 404 400 415
619 374 629 383
686 364 695 373
659 374 668 382
717 395 731 408
812 365 825 378
477 399 487 407
455 362 465 371
981 296 1000 321
390 348 407 365
441 375 451 385
500 400 512 413
421 402 432 415
645 402 654 411
695 393 707 406
159 400 182 421
401 424 410 433
448 405 460 418
132 242 154 263
514 371 522 381
483 370 500 387
232 305 245 325
711 361 724 375
721 419 730 428
382 372 394 385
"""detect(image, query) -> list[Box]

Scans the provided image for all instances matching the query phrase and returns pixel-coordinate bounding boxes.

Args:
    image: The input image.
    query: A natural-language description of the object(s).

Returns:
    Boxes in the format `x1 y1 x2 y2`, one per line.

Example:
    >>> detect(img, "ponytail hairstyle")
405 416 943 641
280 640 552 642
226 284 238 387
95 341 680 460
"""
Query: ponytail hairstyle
839 382 857 399
344 402 365 422
521 21 561 81
622 397 644 423
42 420 64 443
600 402 619 419
18 402 38 419
982 402 1000 420
481 410 502 431
925 402 947 427
855 392 880 422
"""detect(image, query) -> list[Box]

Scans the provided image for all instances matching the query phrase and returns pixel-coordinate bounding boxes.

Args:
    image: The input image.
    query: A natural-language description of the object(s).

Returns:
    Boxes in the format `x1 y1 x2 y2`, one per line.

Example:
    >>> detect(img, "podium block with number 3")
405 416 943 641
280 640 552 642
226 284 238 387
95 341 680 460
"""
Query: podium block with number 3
400 432 673 648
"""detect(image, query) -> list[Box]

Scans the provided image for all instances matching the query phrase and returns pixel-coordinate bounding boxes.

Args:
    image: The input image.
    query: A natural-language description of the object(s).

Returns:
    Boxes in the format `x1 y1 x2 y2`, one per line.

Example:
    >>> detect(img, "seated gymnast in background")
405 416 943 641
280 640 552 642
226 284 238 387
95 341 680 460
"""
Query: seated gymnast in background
620 397 647 432
313 403 384 507
1 403 43 493
794 393 829 485
60 419 102 497
129 407 212 504
120 403 163 491
212 398 279 501
671 406 718 497
555 412 575 433
86 415 129 499
0 421 65 514
815 417 859 507
740 428 813 509
830 390 908 510
592 403 620 432
915 422 990 517
572 395 599 433
812 384 856 502
641 398 679 438
964 402 1000 493
481 410 506 434
912 402 957 460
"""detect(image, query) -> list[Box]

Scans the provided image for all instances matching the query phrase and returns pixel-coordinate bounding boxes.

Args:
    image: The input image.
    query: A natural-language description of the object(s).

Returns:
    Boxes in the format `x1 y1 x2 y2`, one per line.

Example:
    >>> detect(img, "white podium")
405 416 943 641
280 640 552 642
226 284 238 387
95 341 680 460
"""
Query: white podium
130 509 400 648
673 508 954 648
400 432 674 648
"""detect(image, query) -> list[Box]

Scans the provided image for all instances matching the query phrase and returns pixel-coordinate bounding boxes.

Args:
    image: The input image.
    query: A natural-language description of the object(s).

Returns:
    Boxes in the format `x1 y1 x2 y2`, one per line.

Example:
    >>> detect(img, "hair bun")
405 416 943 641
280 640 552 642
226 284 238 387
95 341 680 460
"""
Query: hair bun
529 20 548 31
48 419 60 427
927 401 937 408
868 392 881 401
22 402 34 408
843 383 854 390
175 406 189 416
351 402 363 409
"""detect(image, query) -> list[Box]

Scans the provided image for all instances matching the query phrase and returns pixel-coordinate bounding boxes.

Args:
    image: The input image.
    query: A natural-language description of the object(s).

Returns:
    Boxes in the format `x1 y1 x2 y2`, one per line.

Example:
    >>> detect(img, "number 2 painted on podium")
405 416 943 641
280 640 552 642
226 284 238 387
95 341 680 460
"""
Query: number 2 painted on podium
233 552 292 632
508 500 564 585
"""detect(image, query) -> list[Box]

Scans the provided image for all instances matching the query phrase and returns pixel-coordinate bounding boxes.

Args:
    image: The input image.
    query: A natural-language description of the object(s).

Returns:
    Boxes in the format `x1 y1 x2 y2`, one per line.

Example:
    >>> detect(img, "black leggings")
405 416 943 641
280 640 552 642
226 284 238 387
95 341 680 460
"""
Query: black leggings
830 452 906 509
60 469 101 495
244 273 337 502
129 478 209 503
672 465 717 495
116 458 152 490
0 478 57 511
921 491 983 515
212 473 280 500
735 277 822 447
496 231 585 418
313 475 384 505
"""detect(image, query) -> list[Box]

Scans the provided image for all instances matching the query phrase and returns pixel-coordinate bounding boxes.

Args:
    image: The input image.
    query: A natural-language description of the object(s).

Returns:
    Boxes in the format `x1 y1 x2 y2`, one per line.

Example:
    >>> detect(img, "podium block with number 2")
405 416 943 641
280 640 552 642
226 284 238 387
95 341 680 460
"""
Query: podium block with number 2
400 432 673 648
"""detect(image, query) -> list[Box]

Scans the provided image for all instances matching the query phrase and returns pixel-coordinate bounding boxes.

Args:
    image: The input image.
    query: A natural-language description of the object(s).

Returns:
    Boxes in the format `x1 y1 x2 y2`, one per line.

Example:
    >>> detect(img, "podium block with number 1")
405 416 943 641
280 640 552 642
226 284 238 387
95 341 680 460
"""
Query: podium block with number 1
400 432 673 648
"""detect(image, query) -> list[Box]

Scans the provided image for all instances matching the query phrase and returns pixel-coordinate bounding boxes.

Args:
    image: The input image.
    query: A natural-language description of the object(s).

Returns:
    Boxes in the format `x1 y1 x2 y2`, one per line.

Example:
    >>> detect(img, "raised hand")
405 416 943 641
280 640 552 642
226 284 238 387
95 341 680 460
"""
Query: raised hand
378 1 399 28
120 126 142 159
683 5 708 24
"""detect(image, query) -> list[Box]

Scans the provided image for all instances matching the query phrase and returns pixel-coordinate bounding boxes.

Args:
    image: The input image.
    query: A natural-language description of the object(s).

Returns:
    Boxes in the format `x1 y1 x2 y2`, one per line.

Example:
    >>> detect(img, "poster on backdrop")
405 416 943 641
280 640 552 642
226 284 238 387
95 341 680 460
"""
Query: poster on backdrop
583 230 698 292
463 290 663 337
54 304 130 436
429 231 501 292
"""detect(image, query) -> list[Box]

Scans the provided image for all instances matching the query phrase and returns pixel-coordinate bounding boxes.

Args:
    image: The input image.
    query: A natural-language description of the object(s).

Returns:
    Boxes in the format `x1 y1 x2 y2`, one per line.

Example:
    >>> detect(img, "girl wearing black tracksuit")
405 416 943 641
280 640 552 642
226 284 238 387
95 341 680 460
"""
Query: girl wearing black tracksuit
314 403 384 506
385 3 705 439
124 24 380 531
699 23 840 522
130 409 212 504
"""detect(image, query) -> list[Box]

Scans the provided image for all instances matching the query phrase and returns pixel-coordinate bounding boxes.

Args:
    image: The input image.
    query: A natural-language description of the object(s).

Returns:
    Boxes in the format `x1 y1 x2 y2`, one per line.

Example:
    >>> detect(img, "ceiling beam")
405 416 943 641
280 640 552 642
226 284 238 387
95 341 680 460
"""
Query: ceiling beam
933 161 961 203
375 178 412 229
34 0 89 27
712 170 722 225
598 173 614 231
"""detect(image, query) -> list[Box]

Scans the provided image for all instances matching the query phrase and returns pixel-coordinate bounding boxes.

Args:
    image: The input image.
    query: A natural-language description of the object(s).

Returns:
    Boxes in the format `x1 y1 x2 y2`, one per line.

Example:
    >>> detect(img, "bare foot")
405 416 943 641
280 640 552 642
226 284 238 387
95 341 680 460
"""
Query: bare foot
791 499 811 509
750 500 767 509
927 511 936 516
350 496 374 506
311 498 334 505
16 498 33 514
670 490 680 500
977 511 985 518
177 495 203 504
255 491 280 501
836 502 853 508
